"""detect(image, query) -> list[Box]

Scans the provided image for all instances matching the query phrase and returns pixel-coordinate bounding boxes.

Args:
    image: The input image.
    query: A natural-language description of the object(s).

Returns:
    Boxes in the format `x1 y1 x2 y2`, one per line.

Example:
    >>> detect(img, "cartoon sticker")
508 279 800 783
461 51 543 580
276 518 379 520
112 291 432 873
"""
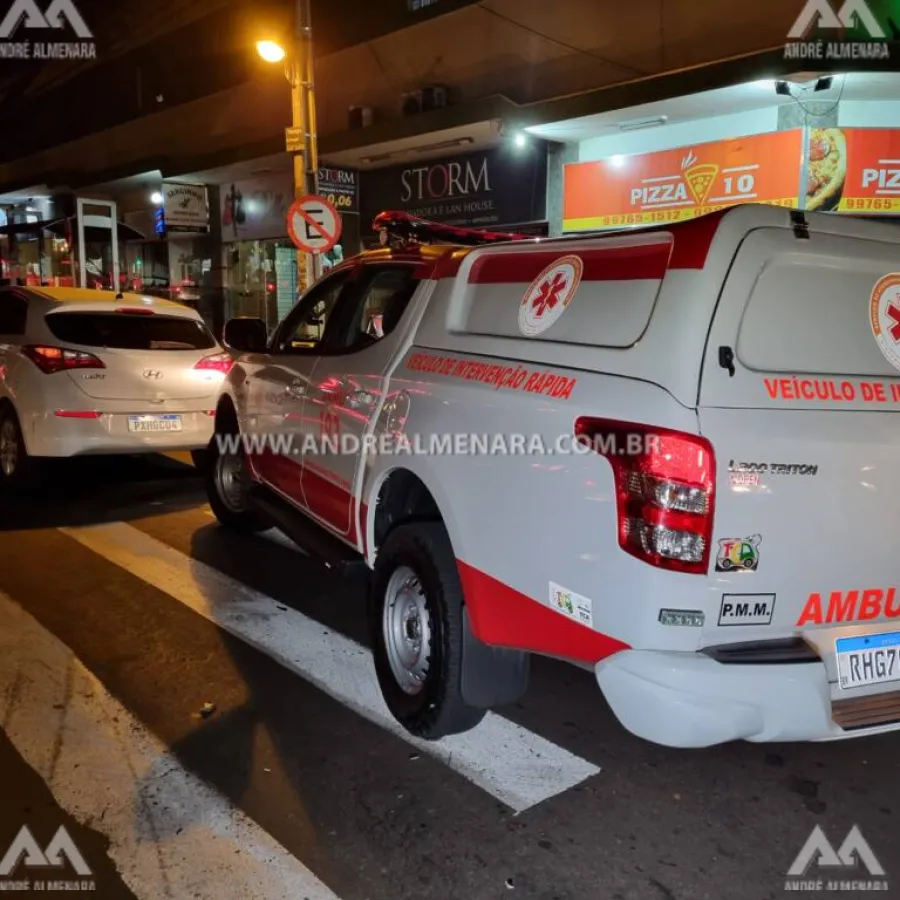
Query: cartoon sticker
715 535 761 572
718 593 775 626
518 255 583 337
549 581 593 628
869 273 900 372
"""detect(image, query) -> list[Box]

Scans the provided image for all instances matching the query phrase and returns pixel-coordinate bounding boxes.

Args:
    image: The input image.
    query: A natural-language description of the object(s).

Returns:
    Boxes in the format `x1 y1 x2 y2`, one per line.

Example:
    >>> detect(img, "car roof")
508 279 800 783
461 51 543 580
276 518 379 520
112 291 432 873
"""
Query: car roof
19 286 199 315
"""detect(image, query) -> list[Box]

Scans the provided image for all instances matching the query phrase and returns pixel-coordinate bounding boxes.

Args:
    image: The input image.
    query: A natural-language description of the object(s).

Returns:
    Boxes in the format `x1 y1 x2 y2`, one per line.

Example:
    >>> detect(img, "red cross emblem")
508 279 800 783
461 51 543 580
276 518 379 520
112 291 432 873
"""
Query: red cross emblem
887 302 900 342
531 271 568 317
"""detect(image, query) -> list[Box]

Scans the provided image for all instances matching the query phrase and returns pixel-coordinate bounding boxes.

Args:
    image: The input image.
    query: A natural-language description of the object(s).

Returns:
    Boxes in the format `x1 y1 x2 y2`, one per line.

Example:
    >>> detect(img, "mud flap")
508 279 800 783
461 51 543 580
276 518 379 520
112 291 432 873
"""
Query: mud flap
460 607 530 708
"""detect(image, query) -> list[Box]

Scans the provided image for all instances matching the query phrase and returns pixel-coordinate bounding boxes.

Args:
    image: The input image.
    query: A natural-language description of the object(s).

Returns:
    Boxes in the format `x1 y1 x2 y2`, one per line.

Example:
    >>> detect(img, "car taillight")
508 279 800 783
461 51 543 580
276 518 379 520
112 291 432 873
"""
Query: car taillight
574 418 715 575
55 410 102 419
21 345 105 374
194 352 233 375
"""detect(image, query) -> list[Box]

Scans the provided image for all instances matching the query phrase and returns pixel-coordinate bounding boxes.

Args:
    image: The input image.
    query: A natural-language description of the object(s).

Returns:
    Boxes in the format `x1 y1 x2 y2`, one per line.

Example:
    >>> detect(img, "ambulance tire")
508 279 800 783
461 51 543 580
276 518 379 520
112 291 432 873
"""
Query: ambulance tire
371 521 487 740
204 437 268 533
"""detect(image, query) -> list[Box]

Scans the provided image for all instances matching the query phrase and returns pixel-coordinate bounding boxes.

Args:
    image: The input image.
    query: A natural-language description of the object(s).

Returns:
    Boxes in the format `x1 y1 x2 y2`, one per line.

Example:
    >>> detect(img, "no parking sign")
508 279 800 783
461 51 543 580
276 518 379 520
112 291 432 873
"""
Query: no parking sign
286 194 342 254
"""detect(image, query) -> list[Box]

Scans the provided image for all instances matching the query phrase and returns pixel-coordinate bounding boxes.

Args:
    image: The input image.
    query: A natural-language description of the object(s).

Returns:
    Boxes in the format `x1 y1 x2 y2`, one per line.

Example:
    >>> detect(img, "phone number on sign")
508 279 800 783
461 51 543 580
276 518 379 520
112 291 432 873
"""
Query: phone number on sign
841 197 900 212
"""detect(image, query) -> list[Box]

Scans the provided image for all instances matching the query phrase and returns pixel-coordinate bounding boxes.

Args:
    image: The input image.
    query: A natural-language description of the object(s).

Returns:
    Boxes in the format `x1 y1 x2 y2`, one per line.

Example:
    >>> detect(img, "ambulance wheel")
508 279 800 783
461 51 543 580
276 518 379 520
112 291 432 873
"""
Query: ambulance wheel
205 437 267 533
371 522 486 740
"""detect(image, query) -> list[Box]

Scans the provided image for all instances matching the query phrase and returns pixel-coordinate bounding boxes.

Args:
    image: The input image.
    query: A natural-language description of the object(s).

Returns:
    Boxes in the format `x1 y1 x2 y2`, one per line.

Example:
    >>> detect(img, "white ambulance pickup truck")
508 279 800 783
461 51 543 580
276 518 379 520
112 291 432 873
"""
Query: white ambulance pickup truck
205 203 900 749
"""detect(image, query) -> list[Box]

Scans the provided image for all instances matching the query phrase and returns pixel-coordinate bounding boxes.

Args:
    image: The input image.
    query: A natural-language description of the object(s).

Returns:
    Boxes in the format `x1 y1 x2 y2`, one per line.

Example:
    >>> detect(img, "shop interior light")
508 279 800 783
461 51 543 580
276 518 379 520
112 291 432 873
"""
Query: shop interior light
617 115 668 132
609 154 626 168
150 191 163 205
513 131 527 148
257 40 286 63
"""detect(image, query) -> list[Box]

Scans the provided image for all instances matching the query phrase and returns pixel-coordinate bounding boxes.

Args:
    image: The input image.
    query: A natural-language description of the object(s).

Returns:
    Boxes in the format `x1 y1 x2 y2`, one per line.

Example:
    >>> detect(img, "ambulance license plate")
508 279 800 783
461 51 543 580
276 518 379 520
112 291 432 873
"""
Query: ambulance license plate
835 632 900 690
128 414 183 433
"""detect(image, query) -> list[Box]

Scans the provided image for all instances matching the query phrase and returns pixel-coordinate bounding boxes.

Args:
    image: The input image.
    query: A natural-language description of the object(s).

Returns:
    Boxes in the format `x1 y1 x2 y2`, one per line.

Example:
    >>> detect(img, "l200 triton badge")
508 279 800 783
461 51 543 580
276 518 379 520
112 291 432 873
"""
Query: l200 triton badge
715 535 761 572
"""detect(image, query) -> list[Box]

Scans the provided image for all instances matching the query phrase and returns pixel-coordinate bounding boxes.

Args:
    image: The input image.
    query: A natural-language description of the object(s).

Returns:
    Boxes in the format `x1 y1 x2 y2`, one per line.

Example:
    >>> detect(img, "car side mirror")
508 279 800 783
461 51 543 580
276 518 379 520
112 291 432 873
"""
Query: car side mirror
223 317 267 353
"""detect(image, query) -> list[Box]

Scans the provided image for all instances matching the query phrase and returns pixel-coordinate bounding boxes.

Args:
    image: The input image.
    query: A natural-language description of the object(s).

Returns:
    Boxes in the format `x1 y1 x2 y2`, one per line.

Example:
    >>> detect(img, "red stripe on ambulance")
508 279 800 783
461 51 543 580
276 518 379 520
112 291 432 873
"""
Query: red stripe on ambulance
467 243 670 284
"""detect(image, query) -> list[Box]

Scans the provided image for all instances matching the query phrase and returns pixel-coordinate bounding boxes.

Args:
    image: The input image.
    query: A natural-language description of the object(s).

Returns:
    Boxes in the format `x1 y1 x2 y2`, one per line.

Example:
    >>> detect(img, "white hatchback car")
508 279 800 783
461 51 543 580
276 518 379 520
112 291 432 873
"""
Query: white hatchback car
0 286 231 485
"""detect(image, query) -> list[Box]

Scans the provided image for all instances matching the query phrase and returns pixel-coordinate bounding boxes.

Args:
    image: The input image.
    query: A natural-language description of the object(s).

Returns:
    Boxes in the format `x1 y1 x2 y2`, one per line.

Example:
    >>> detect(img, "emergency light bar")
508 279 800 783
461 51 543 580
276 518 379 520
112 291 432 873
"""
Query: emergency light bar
372 211 534 248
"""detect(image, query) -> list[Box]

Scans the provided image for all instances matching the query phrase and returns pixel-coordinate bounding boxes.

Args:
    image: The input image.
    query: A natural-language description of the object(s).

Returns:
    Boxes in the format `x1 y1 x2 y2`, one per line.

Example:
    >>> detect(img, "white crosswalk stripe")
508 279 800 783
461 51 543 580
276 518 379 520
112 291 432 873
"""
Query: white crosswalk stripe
0 591 342 900
61 521 601 814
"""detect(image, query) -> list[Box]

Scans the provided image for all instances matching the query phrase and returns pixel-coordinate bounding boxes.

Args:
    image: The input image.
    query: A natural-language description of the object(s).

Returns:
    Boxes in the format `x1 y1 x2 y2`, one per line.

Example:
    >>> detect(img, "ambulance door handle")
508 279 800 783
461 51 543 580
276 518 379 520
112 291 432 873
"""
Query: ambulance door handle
718 346 735 377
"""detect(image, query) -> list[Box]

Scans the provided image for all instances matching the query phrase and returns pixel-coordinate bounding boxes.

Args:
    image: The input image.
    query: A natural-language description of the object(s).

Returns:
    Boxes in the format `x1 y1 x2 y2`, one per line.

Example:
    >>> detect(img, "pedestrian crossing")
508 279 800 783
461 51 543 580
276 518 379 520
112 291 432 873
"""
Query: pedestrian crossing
63 520 600 813
0 592 342 900
0 504 603 900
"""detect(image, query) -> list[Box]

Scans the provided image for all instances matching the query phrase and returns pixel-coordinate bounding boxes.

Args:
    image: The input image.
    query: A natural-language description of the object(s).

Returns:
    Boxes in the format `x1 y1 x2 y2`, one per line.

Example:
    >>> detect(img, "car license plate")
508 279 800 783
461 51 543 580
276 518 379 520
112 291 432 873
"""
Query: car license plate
127 414 183 434
835 632 900 690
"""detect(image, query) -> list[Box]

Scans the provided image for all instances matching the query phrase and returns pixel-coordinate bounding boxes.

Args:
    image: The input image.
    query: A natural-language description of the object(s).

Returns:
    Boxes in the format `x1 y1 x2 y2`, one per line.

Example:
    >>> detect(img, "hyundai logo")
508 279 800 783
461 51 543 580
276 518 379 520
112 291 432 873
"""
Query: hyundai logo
143 369 162 380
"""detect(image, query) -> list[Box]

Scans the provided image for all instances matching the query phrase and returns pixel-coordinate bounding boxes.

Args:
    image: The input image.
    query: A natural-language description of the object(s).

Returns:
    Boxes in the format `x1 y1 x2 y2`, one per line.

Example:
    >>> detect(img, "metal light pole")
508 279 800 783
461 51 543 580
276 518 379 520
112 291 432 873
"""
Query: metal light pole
290 0 320 292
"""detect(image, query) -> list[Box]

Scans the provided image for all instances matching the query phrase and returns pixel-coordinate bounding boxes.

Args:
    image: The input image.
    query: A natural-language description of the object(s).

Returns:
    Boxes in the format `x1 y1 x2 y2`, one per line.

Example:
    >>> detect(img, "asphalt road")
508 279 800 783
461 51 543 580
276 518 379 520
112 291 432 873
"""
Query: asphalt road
0 455 898 899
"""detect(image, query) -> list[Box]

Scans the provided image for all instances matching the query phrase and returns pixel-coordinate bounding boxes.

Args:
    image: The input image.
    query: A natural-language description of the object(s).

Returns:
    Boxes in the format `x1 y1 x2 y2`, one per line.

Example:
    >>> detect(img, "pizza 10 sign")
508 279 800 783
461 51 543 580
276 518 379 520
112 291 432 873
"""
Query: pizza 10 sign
287 194 343 254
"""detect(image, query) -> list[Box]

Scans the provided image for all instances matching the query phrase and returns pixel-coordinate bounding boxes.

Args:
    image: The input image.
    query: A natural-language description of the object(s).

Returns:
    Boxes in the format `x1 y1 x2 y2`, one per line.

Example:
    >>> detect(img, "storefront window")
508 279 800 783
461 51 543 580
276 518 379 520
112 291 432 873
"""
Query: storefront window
225 239 295 330
0 223 75 287
123 241 169 295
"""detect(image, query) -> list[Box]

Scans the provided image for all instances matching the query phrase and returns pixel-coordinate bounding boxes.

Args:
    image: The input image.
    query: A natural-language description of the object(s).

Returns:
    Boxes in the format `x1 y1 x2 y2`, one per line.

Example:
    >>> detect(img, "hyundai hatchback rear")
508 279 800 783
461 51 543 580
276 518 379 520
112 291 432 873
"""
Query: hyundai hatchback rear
0 286 230 484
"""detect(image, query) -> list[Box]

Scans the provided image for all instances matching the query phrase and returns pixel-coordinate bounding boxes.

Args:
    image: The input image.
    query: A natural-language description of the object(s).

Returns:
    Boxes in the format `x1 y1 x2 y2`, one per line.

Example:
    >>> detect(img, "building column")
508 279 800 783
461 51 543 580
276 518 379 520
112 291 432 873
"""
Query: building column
545 142 578 237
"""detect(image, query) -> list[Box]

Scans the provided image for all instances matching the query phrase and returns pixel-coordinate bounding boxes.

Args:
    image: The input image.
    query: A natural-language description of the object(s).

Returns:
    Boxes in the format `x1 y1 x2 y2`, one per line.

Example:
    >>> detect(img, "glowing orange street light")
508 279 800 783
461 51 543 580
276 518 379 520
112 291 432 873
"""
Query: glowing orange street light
256 40 286 63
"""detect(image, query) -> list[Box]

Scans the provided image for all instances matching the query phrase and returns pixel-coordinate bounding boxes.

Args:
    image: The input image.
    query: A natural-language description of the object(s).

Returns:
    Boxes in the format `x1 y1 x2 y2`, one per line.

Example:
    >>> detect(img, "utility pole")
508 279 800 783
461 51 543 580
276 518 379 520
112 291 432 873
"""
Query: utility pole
290 0 319 292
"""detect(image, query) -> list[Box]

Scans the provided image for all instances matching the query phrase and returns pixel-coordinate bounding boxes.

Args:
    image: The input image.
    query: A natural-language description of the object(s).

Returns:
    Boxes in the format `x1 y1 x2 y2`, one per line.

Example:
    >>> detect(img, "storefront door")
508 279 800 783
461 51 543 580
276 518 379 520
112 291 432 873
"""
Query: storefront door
76 198 120 290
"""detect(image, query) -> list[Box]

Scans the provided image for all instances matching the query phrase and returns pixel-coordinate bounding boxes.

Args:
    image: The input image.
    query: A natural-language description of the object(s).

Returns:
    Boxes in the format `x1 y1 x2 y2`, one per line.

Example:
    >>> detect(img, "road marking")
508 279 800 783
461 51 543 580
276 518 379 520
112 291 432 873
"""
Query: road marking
62 522 601 813
0 591 342 900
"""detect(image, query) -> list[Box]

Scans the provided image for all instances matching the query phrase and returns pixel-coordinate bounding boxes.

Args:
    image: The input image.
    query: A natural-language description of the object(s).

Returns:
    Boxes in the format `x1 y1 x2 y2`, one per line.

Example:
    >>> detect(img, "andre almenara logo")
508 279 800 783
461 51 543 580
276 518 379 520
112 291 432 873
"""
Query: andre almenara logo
786 0 897 61
0 0 96 60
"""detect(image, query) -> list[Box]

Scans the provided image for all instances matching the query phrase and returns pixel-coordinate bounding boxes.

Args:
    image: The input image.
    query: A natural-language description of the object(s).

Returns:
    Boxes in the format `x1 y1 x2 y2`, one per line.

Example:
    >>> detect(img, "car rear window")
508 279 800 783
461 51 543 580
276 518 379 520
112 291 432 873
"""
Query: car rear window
45 312 216 350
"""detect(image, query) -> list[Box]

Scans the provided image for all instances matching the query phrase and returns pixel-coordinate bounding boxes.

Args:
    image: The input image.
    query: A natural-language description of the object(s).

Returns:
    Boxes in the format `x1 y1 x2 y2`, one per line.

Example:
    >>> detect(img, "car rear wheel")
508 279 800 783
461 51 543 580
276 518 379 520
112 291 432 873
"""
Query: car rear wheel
205 438 267 532
0 407 36 490
370 522 486 740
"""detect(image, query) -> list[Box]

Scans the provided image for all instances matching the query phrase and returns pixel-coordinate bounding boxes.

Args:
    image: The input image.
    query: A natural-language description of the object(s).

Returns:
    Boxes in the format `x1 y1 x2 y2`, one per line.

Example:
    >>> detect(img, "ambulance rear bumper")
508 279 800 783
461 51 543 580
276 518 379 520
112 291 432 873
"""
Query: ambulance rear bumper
594 649 900 747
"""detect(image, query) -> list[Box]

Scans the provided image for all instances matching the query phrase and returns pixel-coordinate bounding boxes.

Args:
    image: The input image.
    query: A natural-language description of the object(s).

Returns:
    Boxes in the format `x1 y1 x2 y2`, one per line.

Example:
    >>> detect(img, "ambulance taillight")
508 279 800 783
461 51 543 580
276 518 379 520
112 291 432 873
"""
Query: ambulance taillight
574 419 716 575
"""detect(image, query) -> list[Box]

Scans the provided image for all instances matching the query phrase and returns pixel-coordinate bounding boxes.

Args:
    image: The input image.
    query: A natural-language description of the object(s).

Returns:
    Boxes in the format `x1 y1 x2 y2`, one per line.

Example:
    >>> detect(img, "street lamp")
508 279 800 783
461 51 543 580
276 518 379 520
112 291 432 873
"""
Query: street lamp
256 0 320 291
256 40 286 63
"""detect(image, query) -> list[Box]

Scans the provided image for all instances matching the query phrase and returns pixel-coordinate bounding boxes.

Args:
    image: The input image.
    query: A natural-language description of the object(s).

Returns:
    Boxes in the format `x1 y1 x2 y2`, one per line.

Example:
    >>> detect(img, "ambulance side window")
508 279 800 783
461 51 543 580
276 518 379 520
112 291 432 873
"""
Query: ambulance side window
331 265 418 353
272 270 353 353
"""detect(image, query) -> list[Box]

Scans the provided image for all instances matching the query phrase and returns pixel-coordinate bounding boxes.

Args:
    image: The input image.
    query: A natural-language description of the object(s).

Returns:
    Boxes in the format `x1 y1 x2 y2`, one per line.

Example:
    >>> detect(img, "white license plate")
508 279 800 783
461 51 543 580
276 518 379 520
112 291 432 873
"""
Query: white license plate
127 414 183 434
836 632 900 690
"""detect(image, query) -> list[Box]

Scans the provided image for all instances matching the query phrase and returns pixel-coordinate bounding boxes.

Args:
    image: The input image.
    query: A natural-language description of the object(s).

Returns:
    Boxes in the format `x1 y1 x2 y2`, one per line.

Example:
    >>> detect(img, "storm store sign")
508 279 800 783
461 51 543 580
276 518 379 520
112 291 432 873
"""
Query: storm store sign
400 157 490 204
361 146 547 227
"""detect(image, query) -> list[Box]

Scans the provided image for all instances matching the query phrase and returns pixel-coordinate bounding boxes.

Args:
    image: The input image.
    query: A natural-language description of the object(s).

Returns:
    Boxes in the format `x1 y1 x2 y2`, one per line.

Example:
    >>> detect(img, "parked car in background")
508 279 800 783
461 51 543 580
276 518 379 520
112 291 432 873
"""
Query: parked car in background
0 286 233 487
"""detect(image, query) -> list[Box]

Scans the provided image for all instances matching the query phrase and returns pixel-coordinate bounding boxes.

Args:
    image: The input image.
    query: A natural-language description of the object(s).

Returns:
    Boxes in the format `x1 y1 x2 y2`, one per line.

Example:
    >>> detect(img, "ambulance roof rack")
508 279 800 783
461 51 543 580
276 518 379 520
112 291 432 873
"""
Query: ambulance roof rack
372 211 535 249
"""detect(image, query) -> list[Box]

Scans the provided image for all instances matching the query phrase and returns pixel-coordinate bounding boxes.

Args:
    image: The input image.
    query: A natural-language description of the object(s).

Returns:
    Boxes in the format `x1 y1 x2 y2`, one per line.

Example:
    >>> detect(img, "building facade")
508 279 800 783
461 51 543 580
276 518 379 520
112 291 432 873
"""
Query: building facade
2 0 898 332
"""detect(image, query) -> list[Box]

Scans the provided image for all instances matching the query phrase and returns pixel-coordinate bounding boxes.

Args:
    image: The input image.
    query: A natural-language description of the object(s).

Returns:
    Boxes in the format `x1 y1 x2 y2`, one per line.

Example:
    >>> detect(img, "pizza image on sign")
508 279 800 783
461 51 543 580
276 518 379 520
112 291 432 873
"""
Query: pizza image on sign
806 127 847 212
683 155 719 205
518 255 584 337
869 273 900 371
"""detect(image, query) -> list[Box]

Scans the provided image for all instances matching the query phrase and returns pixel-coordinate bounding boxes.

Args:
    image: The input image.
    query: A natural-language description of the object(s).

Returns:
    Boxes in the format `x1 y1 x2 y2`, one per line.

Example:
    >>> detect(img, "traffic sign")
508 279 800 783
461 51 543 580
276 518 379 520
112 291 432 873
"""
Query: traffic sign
284 126 303 153
286 194 342 254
